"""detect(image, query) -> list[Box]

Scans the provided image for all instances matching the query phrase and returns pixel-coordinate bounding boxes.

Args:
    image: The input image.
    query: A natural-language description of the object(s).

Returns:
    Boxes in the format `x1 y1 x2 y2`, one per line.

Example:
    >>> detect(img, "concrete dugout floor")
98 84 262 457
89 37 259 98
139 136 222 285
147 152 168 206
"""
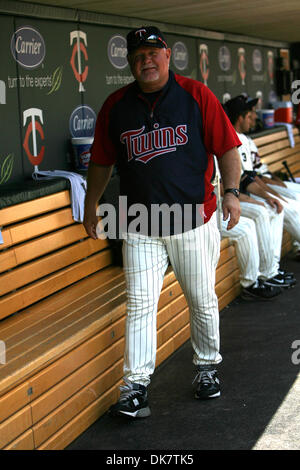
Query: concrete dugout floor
66 254 300 451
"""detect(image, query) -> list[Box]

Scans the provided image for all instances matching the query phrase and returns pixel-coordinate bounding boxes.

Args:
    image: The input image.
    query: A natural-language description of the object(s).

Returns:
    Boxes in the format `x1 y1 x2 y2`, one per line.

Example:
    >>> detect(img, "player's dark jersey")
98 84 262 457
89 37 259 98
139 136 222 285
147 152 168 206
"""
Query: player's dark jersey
90 71 240 235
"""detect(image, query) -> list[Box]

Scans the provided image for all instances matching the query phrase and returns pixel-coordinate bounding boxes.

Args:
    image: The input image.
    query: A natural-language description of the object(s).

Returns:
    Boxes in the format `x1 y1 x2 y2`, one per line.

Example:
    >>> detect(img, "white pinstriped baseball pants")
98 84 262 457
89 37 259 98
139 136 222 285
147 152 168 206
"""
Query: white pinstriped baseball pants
267 182 300 202
251 193 300 244
122 213 222 387
221 216 260 288
239 201 284 280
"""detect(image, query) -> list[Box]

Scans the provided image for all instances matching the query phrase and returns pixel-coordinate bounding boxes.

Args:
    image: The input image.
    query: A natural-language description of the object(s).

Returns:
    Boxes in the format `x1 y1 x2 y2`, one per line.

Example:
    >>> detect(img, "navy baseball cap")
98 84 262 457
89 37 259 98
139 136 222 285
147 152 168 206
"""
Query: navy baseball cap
126 26 168 55
245 95 259 109
223 95 258 123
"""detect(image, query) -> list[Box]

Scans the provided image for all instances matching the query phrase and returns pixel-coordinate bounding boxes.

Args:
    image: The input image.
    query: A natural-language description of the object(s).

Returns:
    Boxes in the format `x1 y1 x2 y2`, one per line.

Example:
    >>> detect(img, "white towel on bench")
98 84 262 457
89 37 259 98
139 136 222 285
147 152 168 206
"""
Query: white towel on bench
32 170 87 223
0 230 3 245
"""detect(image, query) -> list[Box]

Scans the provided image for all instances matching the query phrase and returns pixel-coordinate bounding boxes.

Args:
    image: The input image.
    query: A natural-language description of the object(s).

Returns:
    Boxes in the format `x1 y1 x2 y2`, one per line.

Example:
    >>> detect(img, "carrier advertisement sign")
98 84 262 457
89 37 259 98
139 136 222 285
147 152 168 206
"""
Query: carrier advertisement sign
69 105 96 138
11 26 46 69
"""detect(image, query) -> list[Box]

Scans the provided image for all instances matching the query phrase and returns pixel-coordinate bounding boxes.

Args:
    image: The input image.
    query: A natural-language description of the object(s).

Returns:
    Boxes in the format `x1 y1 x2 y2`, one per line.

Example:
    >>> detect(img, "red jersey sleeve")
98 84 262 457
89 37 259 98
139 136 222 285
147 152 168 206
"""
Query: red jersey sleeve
90 84 132 166
90 96 117 166
198 84 241 158
174 74 241 159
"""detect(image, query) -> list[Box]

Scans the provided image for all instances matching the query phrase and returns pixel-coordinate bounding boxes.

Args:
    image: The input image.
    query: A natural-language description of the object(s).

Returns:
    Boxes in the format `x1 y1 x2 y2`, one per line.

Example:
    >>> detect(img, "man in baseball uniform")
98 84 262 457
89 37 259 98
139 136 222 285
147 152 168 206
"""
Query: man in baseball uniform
213 157 282 299
247 98 300 260
223 96 296 289
84 26 241 418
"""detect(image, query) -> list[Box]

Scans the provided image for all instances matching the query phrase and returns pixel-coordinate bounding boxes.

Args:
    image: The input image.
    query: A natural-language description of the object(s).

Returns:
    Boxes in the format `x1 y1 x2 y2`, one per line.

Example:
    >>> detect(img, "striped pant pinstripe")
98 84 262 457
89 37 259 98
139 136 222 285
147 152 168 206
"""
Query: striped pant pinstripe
251 193 300 244
221 216 260 288
122 213 222 387
267 182 300 202
239 201 284 280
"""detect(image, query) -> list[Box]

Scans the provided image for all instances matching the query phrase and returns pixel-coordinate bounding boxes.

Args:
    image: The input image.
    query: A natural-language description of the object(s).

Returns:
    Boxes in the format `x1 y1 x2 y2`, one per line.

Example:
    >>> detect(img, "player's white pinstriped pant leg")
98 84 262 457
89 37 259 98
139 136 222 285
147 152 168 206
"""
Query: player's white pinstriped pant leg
122 212 221 387
221 215 260 288
239 201 284 280
267 182 300 202
251 192 300 243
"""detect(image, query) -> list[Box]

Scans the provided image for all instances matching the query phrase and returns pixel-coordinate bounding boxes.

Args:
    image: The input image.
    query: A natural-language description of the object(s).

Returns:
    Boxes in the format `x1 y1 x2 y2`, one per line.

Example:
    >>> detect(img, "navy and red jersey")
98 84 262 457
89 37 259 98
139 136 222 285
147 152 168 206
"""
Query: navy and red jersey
90 70 240 235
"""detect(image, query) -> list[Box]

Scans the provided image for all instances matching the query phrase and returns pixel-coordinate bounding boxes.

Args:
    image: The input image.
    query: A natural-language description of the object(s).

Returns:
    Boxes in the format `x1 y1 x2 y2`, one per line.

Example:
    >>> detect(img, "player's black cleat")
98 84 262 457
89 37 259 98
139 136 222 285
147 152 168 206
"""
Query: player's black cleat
109 379 151 418
278 269 295 281
264 273 296 289
193 365 221 400
241 279 282 301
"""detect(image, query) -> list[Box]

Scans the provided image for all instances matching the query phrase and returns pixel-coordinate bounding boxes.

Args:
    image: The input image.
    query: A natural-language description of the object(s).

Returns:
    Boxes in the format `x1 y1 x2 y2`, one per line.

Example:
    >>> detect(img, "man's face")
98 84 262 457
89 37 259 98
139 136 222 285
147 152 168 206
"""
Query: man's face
128 46 171 92
238 111 252 133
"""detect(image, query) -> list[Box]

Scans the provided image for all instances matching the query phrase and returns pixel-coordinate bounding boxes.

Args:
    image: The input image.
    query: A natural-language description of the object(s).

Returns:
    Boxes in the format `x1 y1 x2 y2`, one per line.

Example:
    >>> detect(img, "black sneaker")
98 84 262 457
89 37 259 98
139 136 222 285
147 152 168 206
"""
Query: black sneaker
278 269 295 280
109 379 151 418
193 365 220 399
264 273 296 288
241 280 282 301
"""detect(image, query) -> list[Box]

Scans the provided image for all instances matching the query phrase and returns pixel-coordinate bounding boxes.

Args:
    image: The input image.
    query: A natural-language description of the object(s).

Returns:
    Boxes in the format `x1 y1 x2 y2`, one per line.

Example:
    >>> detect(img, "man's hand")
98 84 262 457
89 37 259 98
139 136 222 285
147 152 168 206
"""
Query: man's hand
266 196 284 213
83 206 99 240
222 193 241 230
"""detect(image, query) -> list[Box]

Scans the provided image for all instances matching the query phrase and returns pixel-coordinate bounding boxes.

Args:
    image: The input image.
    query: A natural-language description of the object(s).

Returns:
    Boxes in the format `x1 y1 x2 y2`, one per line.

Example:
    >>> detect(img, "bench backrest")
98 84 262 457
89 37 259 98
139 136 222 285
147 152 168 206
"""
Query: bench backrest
253 127 300 178
0 190 112 321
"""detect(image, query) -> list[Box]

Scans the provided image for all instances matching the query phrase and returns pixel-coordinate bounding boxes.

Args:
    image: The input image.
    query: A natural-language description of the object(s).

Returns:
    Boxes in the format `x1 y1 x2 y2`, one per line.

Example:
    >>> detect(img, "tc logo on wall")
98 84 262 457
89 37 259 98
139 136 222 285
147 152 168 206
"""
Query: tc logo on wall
107 35 128 69
199 44 209 85
172 42 189 71
69 105 96 138
70 30 89 92
23 108 45 169
11 26 46 69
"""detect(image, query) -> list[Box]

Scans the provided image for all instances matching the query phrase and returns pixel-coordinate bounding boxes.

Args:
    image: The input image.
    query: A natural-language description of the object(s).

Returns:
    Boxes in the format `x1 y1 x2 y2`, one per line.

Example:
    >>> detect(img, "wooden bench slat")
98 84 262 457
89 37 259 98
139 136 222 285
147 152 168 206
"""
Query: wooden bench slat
28 285 186 409
3 272 184 383
257 138 291 157
0 237 108 296
261 145 299 165
216 257 239 284
253 130 288 147
33 359 124 448
0 249 113 320
9 208 75 246
216 269 240 298
31 338 125 426
0 249 17 273
0 229 13 251
218 282 241 311
13 224 89 266
267 151 300 173
0 404 32 449
35 322 190 450
0 191 70 226
36 384 119 450
5 283 126 362
3 429 35 450
0 382 31 424
0 266 123 340
0 291 126 396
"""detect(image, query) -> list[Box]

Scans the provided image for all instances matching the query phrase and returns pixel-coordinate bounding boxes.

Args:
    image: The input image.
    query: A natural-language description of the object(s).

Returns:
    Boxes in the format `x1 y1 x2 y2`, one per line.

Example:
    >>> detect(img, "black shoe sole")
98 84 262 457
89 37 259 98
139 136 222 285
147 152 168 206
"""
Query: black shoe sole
195 391 221 400
109 406 151 418
241 292 280 301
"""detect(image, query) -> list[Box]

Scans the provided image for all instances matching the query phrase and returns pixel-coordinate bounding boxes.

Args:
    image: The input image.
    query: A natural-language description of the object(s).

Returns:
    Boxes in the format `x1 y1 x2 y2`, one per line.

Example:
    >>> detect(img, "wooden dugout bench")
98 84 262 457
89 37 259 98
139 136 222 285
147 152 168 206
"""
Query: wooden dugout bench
0 124 298 450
